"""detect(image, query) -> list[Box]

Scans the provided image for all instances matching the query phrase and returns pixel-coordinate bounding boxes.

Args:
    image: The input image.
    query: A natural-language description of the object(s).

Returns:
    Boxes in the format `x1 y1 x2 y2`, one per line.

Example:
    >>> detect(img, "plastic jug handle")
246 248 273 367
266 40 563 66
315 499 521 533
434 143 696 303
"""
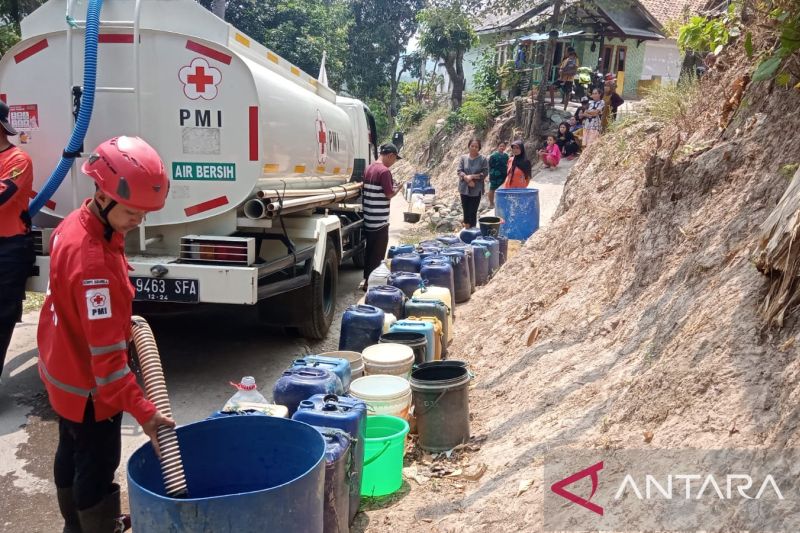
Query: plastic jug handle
362 441 391 466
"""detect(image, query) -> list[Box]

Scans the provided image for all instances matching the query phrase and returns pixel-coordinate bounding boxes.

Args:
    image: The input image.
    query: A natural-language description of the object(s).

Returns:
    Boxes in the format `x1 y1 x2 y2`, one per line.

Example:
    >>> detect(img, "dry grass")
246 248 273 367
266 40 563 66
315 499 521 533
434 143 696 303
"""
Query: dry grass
23 291 45 313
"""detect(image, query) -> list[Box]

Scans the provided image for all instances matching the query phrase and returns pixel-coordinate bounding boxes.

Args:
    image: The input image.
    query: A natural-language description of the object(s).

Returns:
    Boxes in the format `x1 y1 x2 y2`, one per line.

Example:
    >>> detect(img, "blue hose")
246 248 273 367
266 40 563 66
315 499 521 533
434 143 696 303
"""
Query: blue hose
29 0 103 216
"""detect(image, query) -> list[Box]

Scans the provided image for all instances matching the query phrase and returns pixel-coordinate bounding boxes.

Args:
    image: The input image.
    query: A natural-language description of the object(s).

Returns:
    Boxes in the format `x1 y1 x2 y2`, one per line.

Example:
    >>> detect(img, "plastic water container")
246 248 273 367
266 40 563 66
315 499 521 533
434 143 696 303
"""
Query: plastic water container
361 343 415 378
410 364 471 452
293 394 367 525
405 316 444 361
317 428 352 533
497 236 509 266
388 271 423 299
128 416 325 532
390 252 422 274
405 297 451 346
379 331 428 366
470 241 490 286
339 305 385 353
223 376 268 412
387 244 415 259
447 245 475 294
459 228 482 244
365 285 406 320
361 416 410 497
440 249 470 303
349 375 412 419
319 351 364 380
412 173 431 190
390 320 435 363
412 286 454 327
367 261 390 289
273 368 343 416
472 237 500 277
291 356 352 392
420 258 455 307
496 188 540 240
436 234 461 246
209 404 289 419
383 312 397 333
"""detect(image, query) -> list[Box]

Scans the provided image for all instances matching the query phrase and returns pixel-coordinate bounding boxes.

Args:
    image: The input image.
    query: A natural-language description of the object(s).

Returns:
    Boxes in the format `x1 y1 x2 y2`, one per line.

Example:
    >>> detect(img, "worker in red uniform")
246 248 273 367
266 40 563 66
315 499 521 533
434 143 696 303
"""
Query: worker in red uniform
0 100 35 385
37 136 175 533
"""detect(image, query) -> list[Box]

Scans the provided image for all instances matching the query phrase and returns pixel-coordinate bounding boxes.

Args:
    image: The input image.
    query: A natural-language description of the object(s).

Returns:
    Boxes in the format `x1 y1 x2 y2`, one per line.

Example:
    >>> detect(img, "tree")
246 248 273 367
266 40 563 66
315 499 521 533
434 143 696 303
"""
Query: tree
346 0 425 127
0 0 45 55
417 3 477 110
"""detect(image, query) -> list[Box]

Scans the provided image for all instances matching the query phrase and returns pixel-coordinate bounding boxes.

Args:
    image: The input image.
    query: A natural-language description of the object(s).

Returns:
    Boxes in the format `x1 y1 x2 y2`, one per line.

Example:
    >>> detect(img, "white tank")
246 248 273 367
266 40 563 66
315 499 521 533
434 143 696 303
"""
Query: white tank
0 0 369 227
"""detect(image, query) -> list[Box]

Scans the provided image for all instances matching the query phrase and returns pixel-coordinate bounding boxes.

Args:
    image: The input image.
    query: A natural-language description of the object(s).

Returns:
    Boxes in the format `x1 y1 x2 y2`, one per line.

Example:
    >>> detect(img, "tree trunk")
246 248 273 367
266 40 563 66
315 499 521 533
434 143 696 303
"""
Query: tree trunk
212 0 226 21
526 0 562 139
443 51 466 110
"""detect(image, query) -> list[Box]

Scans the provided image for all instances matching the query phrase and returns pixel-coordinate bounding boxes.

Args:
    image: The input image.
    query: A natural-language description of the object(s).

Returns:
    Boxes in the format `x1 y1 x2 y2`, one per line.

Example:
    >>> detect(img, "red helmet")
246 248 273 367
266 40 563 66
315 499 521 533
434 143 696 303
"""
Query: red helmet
82 136 169 211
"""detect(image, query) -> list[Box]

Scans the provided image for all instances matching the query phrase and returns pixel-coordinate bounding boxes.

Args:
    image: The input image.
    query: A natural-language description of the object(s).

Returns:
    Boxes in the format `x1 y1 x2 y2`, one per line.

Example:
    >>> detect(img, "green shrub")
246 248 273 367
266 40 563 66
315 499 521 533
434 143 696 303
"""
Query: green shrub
397 102 427 131
458 95 493 130
444 111 464 133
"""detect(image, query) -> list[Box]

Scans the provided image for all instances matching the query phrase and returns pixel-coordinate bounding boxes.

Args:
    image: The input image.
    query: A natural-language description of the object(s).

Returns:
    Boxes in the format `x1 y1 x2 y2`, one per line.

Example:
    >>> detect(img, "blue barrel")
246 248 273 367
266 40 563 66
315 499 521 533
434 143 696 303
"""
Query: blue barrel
389 252 422 273
318 428 352 533
436 234 460 246
420 258 455 308
412 173 431 190
273 368 343 416
440 250 470 304
497 236 509 266
473 237 500 277
339 304 384 353
128 416 325 533
496 188 540 240
449 245 475 293
293 394 367 525
471 242 490 285
387 244 415 259
388 272 423 299
291 356 352 392
459 228 482 244
365 285 406 319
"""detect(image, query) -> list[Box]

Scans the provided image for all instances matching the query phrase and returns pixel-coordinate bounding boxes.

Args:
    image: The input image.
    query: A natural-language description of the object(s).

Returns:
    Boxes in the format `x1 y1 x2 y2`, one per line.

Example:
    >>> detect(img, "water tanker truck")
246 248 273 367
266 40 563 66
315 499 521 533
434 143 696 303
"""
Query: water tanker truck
0 0 379 338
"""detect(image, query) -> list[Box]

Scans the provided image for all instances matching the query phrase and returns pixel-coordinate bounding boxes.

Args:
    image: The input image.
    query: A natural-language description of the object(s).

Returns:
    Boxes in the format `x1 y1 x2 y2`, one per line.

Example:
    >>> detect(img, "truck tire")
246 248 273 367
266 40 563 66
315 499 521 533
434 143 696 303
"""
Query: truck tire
298 239 338 340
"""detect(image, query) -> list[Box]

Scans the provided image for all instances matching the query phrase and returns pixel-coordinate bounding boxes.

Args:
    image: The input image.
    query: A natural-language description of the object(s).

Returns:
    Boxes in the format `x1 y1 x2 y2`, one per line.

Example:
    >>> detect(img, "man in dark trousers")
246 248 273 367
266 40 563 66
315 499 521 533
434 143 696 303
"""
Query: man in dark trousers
0 100 35 385
360 143 402 290
37 136 175 532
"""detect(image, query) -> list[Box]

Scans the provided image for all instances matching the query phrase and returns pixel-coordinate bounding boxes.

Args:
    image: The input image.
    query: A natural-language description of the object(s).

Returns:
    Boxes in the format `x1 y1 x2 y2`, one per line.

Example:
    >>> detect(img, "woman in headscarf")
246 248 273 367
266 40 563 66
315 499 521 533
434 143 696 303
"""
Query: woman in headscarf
503 140 531 189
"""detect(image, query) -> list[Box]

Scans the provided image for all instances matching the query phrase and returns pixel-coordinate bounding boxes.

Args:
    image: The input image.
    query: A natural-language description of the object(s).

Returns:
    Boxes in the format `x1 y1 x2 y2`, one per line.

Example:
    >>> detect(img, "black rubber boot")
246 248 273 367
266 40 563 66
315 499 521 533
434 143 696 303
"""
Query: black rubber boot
57 487 83 533
77 484 122 533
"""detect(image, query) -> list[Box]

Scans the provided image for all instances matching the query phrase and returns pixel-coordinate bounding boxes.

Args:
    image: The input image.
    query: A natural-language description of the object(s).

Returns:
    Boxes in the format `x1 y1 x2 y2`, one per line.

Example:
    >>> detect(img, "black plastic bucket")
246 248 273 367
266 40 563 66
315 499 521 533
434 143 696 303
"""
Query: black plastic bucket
416 360 467 371
379 332 428 365
478 216 503 238
410 364 470 451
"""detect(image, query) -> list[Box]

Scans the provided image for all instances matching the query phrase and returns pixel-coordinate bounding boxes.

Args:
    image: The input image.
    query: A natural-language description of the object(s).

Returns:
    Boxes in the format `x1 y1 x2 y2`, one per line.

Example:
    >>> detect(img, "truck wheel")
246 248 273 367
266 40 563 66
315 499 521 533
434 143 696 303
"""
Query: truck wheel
298 239 338 340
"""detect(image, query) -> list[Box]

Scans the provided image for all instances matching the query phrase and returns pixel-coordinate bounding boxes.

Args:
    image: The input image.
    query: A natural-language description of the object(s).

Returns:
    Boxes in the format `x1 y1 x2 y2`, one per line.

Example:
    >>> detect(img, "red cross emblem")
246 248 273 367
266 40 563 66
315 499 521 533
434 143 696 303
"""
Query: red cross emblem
315 111 328 164
90 293 106 307
179 58 222 100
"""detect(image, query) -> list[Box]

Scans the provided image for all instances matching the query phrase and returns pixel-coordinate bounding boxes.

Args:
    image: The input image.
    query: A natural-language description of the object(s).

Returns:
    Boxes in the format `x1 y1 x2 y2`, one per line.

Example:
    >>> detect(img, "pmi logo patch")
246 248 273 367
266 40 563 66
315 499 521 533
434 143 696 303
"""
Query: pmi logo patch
85 288 112 321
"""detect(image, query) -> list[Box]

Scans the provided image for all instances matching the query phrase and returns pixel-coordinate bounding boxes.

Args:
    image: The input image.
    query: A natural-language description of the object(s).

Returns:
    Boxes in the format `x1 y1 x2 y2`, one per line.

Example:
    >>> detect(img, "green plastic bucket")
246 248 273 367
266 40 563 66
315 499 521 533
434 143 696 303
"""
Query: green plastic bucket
361 415 410 497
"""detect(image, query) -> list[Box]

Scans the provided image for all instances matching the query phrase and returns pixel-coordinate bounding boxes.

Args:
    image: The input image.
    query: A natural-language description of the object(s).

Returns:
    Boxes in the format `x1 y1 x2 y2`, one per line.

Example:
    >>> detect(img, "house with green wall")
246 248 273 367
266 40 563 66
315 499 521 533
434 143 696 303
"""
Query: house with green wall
467 0 665 99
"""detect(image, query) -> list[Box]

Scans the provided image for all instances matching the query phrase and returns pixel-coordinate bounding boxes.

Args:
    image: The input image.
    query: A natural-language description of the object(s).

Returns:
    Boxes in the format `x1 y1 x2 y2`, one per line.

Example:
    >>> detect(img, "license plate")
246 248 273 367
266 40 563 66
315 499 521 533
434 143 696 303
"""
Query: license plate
130 277 199 303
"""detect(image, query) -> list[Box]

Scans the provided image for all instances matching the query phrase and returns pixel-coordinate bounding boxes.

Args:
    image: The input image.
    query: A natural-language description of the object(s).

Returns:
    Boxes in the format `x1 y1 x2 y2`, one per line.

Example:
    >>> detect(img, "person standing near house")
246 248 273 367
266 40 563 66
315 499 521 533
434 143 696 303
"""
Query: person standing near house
0 101 35 385
457 138 489 229
360 143 402 290
558 47 580 110
487 140 509 209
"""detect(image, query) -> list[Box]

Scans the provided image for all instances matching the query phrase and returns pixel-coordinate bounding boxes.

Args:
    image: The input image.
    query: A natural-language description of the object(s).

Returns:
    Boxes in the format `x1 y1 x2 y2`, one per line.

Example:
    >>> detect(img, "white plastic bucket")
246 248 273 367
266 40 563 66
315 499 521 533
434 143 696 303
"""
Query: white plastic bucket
362 343 414 378
383 313 397 334
349 375 412 419
318 350 365 380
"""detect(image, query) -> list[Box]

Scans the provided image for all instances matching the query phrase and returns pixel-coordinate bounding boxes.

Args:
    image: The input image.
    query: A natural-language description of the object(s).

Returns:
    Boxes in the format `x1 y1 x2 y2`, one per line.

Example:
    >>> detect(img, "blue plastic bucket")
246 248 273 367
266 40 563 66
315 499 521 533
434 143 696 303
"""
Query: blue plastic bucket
496 188 540 240
127 416 325 532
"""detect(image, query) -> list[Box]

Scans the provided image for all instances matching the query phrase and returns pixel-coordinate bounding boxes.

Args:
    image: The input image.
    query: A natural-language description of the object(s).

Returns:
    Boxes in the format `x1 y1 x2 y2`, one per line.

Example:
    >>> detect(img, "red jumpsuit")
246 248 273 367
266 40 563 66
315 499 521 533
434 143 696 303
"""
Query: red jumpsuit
38 200 155 424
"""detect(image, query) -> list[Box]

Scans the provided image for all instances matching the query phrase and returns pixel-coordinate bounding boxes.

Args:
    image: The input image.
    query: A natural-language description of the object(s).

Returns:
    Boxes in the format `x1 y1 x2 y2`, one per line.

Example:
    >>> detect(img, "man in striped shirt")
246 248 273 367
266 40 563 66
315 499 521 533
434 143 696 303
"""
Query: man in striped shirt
361 143 402 290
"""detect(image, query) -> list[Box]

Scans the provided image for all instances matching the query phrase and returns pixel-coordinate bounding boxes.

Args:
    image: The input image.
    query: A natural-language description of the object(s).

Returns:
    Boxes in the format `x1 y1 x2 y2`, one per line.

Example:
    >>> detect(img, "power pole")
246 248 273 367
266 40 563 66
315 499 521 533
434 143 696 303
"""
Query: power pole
525 0 562 139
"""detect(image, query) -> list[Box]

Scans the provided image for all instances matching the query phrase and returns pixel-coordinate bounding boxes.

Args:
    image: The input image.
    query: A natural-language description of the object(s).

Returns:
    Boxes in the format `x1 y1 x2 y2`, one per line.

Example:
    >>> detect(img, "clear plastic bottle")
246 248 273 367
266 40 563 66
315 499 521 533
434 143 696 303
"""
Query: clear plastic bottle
367 260 391 288
223 376 268 411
